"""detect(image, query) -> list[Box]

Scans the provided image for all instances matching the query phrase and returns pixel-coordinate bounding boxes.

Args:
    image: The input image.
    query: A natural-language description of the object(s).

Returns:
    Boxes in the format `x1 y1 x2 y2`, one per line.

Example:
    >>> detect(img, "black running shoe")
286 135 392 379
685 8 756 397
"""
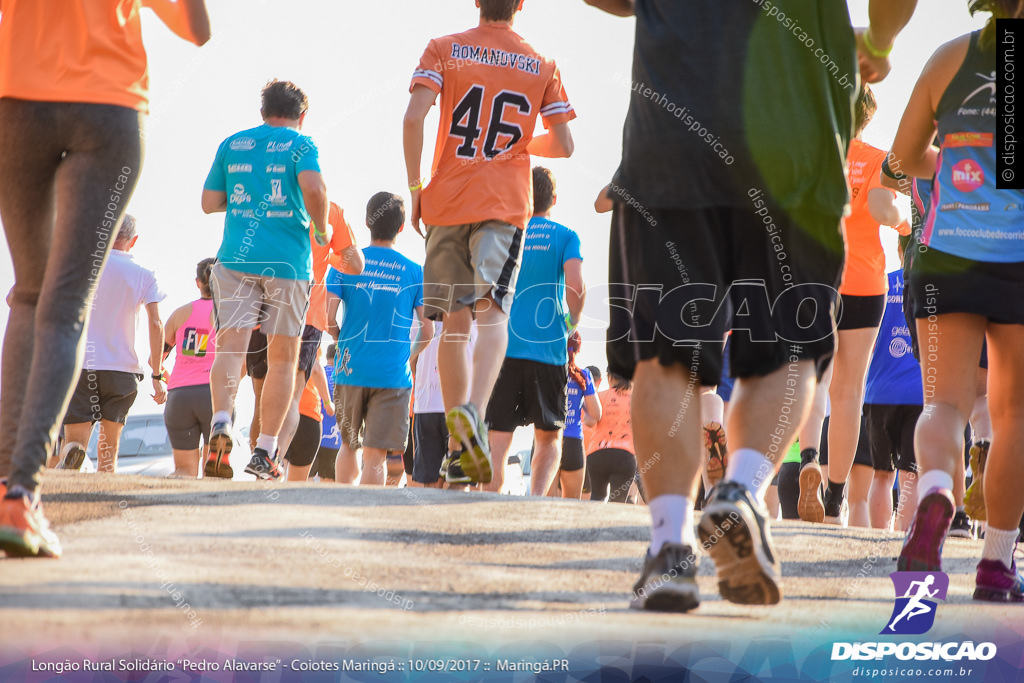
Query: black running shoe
630 543 700 612
245 447 281 481
698 480 781 605
947 510 973 539
444 450 472 485
822 482 847 526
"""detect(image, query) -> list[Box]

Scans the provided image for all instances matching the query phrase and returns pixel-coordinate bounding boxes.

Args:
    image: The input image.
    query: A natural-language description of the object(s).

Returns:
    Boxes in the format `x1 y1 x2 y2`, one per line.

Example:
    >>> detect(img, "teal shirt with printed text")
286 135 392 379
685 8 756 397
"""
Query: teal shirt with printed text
204 123 321 280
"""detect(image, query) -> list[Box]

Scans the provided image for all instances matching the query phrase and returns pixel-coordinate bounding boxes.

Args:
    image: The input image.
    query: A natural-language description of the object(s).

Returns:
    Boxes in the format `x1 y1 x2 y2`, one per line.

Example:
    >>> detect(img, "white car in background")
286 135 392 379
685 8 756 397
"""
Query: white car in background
83 413 250 479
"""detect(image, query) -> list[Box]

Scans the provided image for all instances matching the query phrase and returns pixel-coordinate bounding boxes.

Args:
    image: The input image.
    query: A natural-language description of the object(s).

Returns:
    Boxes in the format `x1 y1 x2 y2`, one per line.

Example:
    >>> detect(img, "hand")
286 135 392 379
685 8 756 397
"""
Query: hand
410 189 425 238
855 27 893 84
324 401 335 417
152 378 167 405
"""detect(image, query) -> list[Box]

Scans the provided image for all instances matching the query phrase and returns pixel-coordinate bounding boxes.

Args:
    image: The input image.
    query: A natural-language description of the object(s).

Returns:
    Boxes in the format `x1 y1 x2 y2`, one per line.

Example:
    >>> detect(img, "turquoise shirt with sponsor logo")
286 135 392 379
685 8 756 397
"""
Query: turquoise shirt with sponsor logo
204 123 321 280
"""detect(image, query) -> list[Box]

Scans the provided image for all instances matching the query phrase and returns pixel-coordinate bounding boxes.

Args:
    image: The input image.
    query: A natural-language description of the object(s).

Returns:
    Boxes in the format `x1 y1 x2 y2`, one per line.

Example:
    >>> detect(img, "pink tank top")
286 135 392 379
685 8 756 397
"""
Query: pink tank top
167 299 216 390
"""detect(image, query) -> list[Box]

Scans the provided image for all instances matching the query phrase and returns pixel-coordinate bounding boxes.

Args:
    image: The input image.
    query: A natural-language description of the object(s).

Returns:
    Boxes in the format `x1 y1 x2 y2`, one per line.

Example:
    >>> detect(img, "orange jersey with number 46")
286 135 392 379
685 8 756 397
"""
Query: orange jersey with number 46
411 24 575 230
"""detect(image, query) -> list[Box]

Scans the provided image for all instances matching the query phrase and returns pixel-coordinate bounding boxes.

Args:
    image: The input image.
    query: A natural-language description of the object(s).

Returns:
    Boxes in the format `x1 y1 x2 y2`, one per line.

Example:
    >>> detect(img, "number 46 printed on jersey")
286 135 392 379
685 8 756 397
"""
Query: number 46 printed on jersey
450 85 531 160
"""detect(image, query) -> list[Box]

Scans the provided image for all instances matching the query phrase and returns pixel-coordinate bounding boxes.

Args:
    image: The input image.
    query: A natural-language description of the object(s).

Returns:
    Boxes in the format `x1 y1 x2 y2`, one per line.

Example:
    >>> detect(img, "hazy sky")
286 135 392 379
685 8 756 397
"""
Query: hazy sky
0 1 986 423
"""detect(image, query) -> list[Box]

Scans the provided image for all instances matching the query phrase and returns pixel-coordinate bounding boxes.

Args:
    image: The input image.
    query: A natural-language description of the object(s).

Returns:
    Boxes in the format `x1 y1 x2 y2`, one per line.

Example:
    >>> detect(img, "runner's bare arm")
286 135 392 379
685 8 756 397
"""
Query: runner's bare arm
527 121 574 159
889 37 968 179
310 361 334 417
146 302 167 404
162 303 191 358
594 184 613 213
142 0 211 46
201 189 227 214
583 392 602 427
564 258 585 327
326 291 341 341
299 170 330 248
867 187 905 227
338 245 364 276
583 0 634 17
857 0 918 83
411 307 434 365
404 86 436 236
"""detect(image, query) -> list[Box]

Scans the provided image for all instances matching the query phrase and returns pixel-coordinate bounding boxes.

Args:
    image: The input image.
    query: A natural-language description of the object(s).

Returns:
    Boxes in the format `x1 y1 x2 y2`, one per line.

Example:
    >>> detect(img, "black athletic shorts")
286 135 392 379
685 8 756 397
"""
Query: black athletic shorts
65 369 141 425
819 414 871 468
836 294 885 330
412 412 448 484
403 419 414 475
311 445 337 481
284 414 322 467
247 324 322 382
909 246 1024 325
607 202 843 386
560 436 585 472
486 358 567 432
865 403 921 473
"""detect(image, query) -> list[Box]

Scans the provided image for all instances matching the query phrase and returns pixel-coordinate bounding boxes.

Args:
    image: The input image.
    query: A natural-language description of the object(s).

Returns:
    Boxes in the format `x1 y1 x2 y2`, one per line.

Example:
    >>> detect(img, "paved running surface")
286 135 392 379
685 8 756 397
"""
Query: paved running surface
0 471 1008 650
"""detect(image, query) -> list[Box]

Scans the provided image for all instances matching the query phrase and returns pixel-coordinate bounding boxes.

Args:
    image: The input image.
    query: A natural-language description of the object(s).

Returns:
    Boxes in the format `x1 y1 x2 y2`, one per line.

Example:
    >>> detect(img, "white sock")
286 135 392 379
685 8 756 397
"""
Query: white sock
649 495 694 554
917 470 954 504
700 391 725 427
256 434 279 455
982 526 1018 566
724 448 774 501
212 411 232 427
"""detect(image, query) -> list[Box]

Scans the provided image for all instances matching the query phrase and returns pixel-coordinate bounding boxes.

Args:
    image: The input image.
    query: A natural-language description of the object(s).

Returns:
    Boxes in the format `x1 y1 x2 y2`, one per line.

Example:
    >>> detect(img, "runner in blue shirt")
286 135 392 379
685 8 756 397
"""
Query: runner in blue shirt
200 80 331 482
552 331 602 499
483 168 585 495
863 267 922 532
326 192 432 486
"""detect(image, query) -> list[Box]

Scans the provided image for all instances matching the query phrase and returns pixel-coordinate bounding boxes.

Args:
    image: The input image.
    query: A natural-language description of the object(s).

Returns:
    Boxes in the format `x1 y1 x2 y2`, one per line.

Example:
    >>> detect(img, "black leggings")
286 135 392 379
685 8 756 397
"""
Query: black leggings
588 448 637 503
284 415 322 467
0 99 144 492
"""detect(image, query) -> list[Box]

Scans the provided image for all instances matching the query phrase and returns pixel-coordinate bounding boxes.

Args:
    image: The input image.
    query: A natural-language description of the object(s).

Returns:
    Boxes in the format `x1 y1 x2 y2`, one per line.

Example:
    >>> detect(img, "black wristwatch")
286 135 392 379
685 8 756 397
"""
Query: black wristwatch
152 372 166 381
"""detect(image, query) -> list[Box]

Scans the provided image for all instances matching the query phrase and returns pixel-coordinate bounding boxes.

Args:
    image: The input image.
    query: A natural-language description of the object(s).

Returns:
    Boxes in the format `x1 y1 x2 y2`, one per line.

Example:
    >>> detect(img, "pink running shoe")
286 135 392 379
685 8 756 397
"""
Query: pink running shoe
897 487 954 572
974 559 1024 603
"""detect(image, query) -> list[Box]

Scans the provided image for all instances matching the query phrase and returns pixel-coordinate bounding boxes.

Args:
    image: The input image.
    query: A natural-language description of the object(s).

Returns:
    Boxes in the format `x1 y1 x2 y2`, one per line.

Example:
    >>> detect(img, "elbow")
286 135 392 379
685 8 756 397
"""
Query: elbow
560 137 575 159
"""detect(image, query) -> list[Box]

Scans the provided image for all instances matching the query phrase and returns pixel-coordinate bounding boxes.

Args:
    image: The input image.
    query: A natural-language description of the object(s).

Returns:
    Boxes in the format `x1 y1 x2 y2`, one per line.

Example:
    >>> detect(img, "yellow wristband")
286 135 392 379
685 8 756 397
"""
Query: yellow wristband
409 179 425 192
312 220 326 235
863 28 893 58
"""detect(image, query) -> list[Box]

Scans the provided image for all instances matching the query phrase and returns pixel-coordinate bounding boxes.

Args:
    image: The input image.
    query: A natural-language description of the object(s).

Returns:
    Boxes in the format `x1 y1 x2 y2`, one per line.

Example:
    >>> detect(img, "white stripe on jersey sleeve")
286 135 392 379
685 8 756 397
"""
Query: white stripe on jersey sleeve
540 101 574 117
412 69 443 88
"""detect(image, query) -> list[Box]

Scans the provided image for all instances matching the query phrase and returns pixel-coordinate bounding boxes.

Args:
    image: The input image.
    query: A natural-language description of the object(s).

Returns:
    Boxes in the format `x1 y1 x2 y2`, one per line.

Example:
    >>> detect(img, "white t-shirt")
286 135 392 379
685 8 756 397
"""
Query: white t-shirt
414 321 475 415
83 250 166 374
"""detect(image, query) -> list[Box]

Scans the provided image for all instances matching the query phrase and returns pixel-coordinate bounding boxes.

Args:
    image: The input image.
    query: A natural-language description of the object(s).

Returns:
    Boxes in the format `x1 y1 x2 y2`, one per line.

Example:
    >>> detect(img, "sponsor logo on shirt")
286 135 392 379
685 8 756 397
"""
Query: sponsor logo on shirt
959 71 996 108
228 163 252 174
229 137 256 151
266 211 294 218
229 184 251 205
267 141 293 153
230 208 256 218
951 159 984 193
266 164 286 174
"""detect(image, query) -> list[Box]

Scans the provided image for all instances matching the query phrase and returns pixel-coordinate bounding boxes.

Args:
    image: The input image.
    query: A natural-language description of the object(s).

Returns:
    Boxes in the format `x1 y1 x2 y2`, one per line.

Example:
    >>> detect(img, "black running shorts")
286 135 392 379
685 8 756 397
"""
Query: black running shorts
607 202 843 386
560 436 585 472
865 403 921 473
486 358 568 432
836 294 885 330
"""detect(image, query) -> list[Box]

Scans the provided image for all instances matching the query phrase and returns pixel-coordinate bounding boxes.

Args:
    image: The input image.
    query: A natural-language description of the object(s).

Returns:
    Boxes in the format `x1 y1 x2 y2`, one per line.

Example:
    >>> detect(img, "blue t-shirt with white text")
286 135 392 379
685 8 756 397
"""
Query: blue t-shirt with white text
326 246 423 390
865 271 923 406
564 368 596 440
204 123 321 280
320 363 340 449
506 217 583 366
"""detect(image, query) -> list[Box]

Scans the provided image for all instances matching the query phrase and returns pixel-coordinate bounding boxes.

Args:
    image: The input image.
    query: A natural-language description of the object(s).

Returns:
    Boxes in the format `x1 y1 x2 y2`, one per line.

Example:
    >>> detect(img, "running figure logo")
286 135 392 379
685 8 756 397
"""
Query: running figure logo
338 347 353 377
882 571 949 635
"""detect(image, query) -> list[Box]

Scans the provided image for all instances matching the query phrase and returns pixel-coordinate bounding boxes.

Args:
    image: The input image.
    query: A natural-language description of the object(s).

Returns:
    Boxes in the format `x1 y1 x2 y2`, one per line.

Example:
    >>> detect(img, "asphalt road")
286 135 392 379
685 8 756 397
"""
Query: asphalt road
0 471 1007 656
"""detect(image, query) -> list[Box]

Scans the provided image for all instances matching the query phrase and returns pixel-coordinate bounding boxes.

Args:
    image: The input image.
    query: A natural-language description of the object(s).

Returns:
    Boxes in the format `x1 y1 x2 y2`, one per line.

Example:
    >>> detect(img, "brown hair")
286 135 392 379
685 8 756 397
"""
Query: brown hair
261 79 308 120
854 84 877 137
480 0 519 21
970 0 1024 49
532 166 556 215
